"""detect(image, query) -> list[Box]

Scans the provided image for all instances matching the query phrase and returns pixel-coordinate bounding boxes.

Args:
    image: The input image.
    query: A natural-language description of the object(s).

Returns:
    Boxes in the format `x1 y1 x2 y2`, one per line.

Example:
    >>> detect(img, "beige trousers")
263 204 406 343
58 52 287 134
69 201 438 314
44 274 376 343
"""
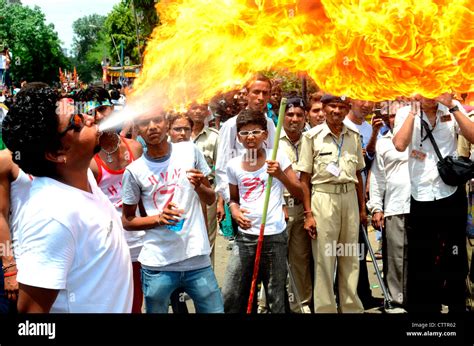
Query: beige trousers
311 187 364 313
287 203 313 313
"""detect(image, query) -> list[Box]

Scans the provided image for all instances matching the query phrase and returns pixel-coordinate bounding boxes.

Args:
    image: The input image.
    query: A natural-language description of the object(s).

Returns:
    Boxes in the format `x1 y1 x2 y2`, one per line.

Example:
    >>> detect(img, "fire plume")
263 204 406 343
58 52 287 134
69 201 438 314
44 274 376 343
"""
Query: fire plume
131 0 473 109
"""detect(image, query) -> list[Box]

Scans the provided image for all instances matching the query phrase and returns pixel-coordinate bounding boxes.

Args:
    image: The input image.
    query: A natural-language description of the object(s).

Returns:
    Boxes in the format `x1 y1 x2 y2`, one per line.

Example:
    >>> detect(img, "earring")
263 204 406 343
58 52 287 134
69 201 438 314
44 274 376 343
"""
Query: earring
63 157 67 164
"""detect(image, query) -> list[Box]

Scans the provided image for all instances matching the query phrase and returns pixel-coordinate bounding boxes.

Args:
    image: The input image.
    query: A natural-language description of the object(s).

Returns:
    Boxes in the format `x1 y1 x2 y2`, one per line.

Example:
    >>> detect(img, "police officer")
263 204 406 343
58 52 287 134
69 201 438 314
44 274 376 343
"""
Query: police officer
280 97 313 313
297 94 366 313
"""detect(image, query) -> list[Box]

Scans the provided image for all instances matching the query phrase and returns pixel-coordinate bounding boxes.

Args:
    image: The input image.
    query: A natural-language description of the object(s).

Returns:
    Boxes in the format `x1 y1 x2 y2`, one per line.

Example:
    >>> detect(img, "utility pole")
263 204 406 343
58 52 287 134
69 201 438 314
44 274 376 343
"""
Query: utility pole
120 39 124 82
130 0 143 64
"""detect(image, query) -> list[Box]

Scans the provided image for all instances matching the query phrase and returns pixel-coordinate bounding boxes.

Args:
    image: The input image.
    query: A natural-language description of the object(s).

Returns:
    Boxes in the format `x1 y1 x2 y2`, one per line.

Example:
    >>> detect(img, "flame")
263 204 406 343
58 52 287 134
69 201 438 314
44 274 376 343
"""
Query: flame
129 0 473 113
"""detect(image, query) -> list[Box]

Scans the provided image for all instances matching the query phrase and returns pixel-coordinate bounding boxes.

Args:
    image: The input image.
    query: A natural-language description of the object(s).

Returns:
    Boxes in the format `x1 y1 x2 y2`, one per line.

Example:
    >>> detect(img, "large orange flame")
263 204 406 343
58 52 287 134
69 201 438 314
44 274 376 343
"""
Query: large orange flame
130 0 473 111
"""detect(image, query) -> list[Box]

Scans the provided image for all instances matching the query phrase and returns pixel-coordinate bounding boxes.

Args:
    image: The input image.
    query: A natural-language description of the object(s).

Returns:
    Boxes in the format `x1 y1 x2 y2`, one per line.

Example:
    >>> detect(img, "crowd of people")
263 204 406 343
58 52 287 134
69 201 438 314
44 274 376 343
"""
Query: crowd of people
0 74 473 314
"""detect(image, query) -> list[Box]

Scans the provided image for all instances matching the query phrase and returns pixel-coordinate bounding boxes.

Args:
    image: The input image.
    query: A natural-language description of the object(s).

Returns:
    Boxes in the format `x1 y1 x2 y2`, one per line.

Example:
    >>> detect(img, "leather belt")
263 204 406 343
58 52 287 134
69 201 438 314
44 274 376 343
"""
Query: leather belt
313 183 355 194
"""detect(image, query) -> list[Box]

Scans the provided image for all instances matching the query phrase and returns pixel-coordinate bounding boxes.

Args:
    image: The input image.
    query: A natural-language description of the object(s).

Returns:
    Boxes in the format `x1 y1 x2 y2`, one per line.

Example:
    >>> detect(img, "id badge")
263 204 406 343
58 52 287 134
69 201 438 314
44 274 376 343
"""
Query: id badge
326 162 341 177
440 114 451 123
410 149 427 161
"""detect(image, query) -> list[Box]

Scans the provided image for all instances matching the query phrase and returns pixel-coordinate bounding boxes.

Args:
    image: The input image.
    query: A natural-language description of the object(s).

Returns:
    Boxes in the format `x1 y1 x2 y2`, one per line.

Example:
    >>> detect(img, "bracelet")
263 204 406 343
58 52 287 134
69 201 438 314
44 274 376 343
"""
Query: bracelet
303 211 312 214
229 202 239 208
2 263 16 272
4 270 17 277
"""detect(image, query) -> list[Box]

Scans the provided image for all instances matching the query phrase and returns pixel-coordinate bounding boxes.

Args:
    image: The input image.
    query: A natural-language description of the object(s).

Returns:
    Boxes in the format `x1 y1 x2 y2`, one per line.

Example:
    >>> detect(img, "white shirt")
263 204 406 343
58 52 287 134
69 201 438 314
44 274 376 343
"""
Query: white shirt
121 142 211 268
394 102 465 202
16 171 133 313
226 149 290 236
367 131 411 217
9 169 32 256
215 115 276 202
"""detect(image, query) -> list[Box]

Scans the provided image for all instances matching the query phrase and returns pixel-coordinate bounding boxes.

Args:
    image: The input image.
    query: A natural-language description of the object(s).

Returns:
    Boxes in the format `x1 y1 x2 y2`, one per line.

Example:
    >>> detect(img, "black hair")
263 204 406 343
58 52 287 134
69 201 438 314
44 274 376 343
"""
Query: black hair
245 73 272 91
109 89 120 100
2 84 62 177
236 109 267 132
167 113 194 129
74 85 111 104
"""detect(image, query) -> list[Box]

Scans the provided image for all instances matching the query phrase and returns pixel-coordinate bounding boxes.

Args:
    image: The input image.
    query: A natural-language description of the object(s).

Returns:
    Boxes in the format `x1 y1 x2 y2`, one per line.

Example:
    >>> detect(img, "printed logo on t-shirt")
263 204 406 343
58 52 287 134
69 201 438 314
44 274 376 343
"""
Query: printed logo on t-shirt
153 184 177 210
242 177 265 202
148 168 183 211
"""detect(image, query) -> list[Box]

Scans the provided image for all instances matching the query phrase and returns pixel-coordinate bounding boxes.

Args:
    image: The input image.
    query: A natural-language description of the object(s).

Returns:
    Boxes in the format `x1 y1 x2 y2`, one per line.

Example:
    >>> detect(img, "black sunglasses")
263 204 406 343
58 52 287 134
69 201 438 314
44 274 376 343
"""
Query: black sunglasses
59 114 85 137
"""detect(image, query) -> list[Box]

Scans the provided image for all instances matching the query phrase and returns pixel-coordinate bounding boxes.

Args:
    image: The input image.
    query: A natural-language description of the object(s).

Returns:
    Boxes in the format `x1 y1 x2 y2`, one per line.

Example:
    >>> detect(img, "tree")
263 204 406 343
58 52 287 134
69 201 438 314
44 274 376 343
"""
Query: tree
71 14 107 83
104 1 140 67
104 0 160 67
0 0 70 85
129 0 159 44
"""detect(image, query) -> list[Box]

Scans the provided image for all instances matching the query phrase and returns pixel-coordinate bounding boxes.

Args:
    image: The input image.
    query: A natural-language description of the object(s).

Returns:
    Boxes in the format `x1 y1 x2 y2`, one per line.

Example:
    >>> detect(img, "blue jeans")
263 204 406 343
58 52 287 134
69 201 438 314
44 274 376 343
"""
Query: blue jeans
141 266 223 313
222 231 288 313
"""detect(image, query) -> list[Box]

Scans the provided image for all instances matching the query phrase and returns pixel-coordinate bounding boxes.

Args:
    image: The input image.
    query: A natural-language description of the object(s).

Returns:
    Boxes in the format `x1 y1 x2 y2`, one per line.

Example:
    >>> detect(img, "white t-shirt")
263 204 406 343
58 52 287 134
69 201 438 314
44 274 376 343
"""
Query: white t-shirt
226 149 291 236
16 171 133 313
121 141 212 268
9 168 33 256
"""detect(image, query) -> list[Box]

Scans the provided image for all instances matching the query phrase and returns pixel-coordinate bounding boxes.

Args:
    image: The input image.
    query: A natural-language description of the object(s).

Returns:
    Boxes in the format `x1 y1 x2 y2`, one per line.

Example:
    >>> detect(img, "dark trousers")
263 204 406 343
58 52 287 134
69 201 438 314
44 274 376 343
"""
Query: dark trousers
407 187 468 313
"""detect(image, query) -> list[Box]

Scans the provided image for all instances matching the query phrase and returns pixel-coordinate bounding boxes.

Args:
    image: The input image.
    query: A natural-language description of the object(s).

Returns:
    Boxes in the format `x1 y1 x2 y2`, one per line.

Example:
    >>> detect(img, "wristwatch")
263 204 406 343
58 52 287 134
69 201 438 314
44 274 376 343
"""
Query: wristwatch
449 105 460 113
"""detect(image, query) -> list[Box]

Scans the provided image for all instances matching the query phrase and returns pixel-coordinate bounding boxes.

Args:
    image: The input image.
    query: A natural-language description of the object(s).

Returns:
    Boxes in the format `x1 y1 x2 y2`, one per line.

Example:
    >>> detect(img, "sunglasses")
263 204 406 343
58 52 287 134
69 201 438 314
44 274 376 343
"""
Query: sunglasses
238 129 266 137
59 114 85 137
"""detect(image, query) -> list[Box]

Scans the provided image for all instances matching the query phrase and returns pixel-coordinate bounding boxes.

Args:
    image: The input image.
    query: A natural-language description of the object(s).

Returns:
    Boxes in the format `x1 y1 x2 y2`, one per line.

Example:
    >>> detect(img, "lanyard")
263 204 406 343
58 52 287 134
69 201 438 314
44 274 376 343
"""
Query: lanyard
331 134 344 161
291 141 299 162
420 108 438 148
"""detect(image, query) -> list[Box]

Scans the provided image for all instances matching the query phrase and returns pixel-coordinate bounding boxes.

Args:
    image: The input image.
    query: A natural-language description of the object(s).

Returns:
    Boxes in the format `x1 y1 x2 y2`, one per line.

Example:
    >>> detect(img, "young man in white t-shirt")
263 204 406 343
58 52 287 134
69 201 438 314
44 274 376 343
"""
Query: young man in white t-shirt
222 109 303 313
1 84 133 313
121 112 223 313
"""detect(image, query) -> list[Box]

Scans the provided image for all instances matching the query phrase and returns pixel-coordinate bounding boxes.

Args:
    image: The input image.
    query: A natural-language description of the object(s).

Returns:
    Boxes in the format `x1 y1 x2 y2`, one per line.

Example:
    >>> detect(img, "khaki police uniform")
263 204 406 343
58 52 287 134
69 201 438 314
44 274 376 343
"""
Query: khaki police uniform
193 127 219 266
297 122 365 313
280 130 313 313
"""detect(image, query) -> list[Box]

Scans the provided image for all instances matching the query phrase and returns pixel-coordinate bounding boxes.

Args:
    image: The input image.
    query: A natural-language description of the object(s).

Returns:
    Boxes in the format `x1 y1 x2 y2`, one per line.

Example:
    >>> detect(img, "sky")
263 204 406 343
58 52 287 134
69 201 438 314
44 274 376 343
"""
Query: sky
21 0 120 53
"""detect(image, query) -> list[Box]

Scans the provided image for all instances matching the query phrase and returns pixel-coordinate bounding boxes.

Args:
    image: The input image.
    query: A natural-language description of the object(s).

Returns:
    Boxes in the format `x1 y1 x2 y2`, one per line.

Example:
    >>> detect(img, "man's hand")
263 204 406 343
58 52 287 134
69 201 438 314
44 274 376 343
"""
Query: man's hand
186 169 205 189
283 205 289 223
304 214 317 239
266 160 284 180
216 198 225 223
360 209 368 228
435 92 456 108
372 211 384 230
230 204 252 230
157 202 184 226
371 114 385 133
4 275 18 301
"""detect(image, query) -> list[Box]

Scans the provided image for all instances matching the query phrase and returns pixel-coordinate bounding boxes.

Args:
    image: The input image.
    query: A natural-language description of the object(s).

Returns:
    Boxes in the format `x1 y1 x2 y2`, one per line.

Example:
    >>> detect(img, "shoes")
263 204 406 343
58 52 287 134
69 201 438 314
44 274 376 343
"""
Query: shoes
361 296 384 310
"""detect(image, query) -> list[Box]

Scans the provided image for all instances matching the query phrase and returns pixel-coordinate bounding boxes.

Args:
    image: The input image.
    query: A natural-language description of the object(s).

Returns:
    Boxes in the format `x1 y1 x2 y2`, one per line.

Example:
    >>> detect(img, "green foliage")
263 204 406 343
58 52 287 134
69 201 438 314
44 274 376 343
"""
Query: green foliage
0 0 70 84
104 1 140 66
128 0 159 39
103 0 160 66
264 70 319 97
71 14 106 83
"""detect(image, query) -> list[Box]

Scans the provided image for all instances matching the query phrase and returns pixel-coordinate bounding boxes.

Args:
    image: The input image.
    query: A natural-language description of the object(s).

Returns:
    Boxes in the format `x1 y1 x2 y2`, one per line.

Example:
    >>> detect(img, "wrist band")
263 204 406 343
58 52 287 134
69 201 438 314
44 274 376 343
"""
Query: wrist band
4 271 17 277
